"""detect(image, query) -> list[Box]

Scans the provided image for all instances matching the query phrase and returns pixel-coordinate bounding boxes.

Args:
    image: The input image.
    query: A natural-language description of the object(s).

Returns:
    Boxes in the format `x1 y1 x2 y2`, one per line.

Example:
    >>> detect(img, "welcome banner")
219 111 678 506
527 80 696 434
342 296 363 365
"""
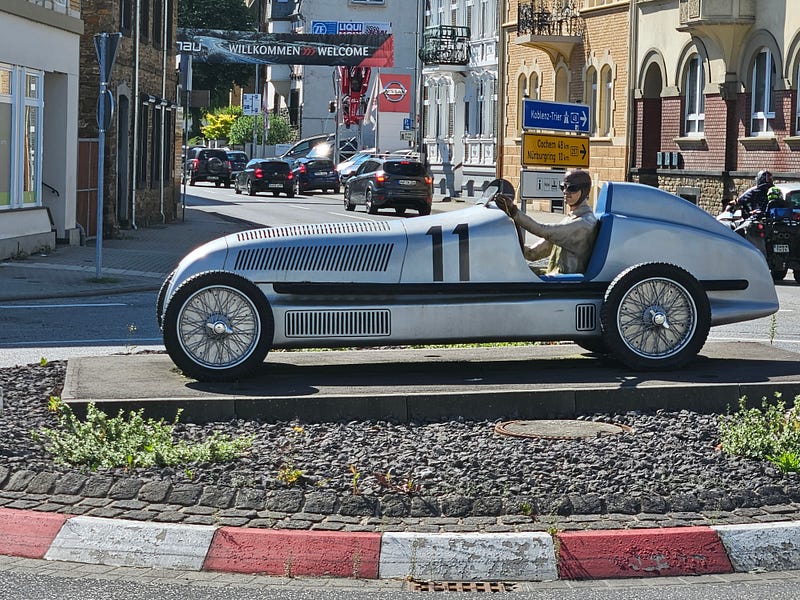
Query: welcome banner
177 29 393 67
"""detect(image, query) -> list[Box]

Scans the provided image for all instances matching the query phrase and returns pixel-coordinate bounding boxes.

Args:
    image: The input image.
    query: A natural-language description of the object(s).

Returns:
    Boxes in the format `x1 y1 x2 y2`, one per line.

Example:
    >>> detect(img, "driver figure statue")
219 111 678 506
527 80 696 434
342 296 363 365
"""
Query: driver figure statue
491 169 598 275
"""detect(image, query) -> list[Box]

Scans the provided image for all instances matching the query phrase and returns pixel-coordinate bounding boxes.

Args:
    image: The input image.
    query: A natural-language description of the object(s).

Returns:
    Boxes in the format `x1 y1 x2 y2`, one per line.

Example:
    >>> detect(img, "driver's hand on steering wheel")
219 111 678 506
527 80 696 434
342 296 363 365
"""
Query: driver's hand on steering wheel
492 194 519 218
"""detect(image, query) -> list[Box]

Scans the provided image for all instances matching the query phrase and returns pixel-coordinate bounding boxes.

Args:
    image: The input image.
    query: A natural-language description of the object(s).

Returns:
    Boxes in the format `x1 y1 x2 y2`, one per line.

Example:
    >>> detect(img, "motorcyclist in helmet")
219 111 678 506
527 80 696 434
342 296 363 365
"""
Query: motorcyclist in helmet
735 170 773 214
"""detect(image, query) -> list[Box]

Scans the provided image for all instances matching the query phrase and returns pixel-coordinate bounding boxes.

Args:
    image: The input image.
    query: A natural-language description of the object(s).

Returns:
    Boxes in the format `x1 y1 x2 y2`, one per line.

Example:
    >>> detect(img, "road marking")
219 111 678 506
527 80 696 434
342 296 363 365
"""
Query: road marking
335 212 373 221
289 204 310 210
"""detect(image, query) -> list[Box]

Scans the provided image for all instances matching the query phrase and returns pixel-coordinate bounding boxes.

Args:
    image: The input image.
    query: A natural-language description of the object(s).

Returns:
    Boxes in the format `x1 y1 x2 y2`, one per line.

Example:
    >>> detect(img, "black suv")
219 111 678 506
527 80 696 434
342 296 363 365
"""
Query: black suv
184 147 232 187
343 157 432 215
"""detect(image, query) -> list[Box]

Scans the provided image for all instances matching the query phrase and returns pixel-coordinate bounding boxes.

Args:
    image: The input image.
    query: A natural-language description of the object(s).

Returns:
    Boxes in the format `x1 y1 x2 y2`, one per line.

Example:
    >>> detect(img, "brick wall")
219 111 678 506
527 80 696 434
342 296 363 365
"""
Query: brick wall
79 0 180 234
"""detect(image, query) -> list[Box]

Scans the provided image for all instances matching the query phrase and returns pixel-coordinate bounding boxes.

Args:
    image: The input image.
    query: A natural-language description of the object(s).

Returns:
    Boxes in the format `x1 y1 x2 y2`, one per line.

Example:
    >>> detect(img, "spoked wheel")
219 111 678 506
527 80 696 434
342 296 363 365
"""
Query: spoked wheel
162 272 274 381
366 189 378 215
601 263 710 371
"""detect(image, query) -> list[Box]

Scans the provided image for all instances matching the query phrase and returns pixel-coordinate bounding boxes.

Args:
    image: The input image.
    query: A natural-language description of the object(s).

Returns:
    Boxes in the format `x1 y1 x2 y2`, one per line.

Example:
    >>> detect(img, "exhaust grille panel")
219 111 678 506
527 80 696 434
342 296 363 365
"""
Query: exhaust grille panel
576 304 596 331
234 243 394 273
236 221 391 242
285 310 391 338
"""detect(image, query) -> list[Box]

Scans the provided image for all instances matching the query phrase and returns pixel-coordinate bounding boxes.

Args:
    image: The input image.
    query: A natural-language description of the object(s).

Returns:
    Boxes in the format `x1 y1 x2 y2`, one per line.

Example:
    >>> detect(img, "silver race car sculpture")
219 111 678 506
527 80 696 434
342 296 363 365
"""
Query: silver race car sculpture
158 180 779 381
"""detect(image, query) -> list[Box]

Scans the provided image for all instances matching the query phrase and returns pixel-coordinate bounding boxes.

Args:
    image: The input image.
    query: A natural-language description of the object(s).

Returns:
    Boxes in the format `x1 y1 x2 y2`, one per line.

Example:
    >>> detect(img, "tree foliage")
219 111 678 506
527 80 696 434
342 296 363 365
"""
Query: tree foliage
228 113 297 146
178 0 257 110
201 105 242 142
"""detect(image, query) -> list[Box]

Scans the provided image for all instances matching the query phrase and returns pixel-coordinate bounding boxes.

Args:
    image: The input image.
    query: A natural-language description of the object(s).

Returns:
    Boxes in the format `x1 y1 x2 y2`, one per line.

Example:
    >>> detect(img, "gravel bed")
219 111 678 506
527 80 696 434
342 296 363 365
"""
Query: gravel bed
1 359 798 520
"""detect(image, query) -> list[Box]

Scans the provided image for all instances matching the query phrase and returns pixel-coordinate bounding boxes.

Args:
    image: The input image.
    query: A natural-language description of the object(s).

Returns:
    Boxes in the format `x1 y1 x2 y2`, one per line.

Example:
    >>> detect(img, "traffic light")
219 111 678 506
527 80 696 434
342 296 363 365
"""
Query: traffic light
328 100 336 113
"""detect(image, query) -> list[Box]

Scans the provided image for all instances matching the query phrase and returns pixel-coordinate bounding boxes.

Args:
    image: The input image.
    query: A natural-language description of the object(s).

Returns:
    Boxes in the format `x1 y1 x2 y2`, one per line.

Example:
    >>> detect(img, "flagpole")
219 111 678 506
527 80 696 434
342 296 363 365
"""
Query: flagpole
375 69 381 153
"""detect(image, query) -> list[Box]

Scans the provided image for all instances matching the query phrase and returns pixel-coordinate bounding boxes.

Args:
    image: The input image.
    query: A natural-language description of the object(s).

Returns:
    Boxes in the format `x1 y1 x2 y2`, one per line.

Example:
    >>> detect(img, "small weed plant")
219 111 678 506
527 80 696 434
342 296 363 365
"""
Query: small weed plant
718 394 800 473
33 398 252 470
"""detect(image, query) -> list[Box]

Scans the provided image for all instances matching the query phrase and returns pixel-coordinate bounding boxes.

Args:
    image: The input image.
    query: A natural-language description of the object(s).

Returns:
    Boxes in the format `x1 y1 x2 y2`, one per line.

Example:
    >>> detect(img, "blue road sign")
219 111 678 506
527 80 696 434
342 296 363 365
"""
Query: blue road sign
523 99 590 133
403 118 412 130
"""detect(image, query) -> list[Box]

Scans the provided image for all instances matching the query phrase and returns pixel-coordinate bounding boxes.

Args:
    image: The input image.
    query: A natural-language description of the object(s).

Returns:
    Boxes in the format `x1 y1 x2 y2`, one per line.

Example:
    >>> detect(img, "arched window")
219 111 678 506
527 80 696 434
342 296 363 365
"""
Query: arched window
530 72 540 100
555 67 568 102
796 62 800 134
600 66 613 136
517 73 527 133
586 67 598 135
751 48 776 135
684 55 705 135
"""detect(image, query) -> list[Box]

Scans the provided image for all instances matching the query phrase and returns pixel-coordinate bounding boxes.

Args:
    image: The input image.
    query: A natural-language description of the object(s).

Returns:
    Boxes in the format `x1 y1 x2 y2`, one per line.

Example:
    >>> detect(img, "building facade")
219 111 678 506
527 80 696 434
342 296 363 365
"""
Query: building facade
499 0 630 211
630 0 800 213
79 0 180 237
421 0 499 199
0 0 83 258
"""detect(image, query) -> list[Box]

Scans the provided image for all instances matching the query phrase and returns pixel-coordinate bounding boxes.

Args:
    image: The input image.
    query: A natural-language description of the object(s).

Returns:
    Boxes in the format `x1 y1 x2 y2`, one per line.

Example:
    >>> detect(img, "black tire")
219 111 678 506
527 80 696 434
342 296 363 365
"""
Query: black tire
234 180 242 195
224 181 231 188
794 269 800 284
247 180 256 196
333 186 341 194
215 182 222 188
600 263 710 371
287 187 295 198
272 191 280 197
189 178 196 186
162 272 274 382
395 208 407 216
155 269 176 330
366 189 378 214
344 187 355 211
772 269 788 282
418 205 431 216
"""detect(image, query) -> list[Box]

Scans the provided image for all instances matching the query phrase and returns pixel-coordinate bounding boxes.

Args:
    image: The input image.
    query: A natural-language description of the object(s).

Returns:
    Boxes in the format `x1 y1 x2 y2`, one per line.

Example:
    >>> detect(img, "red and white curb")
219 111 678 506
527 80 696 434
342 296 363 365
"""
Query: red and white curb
2 507 799 580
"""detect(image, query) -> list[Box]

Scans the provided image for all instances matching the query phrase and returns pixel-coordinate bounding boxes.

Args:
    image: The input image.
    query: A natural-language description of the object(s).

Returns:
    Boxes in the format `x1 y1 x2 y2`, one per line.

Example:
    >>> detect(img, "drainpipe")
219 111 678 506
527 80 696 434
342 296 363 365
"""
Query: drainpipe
626 0 638 182
159 0 168 223
130 0 141 230
496 0 507 180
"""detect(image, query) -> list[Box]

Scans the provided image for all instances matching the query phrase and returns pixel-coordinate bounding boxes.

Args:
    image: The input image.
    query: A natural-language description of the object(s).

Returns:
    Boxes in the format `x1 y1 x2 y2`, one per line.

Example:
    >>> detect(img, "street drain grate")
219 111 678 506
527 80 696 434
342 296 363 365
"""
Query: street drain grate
407 580 516 592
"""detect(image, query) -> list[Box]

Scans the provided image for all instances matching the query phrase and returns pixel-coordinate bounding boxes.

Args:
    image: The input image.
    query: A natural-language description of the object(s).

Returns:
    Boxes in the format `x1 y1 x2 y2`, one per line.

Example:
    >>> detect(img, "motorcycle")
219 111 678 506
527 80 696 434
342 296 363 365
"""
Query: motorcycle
718 203 800 283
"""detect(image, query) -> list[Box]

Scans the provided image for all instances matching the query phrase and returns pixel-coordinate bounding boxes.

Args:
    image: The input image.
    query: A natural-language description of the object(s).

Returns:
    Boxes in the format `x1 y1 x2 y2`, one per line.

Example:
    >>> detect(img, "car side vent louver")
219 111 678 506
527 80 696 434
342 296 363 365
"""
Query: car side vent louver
236 221 391 242
234 243 394 272
576 304 597 331
285 309 391 338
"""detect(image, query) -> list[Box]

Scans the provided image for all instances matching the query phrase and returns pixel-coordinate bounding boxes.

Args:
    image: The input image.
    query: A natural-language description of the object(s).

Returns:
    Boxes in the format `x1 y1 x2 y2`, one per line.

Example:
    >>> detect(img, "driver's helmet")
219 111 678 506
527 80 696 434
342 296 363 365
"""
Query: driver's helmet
755 170 773 187
767 186 783 203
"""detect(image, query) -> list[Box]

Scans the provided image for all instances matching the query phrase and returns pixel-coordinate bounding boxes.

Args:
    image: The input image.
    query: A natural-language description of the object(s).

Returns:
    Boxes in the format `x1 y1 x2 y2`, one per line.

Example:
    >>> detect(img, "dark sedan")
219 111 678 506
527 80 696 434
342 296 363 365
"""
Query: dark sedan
291 157 340 195
226 150 249 183
343 157 432 215
234 159 295 197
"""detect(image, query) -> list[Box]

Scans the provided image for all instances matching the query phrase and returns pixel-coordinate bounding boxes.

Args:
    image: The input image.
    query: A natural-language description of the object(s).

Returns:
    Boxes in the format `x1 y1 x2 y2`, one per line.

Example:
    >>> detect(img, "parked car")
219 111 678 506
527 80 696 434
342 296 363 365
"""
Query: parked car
281 134 358 161
234 159 295 197
337 149 377 185
157 179 779 381
226 150 249 183
343 157 432 215
184 147 232 187
291 157 340 195
307 137 359 162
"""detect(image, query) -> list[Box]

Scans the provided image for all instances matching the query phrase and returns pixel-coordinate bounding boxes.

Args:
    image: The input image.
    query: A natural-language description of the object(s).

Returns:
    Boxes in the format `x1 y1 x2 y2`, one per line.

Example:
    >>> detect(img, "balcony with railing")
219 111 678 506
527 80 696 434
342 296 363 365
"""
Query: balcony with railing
678 0 755 27
26 0 81 19
516 0 584 62
419 25 471 67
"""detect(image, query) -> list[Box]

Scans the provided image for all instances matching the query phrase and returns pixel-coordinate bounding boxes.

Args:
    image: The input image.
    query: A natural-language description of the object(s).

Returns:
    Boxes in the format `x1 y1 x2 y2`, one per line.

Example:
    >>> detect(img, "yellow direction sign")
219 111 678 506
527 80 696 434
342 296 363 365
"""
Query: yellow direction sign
522 132 590 168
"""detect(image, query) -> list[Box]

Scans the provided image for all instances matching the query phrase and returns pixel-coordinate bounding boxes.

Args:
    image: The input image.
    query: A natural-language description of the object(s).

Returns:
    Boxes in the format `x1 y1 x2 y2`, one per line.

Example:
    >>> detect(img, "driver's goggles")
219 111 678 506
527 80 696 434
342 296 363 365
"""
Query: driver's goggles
559 183 581 193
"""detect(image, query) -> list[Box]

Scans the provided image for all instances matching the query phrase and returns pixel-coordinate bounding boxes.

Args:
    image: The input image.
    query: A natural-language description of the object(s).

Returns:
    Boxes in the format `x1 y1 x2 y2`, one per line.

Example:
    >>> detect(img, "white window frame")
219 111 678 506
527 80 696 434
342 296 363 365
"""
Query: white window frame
796 62 800 134
684 55 705 136
601 66 613 137
0 65 43 210
587 67 598 136
751 49 776 136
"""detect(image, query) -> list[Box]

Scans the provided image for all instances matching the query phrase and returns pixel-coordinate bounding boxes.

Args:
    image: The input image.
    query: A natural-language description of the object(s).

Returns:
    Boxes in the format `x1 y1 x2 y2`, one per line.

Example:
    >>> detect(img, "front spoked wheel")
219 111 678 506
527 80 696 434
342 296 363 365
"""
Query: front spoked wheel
162 272 274 381
601 263 710 371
